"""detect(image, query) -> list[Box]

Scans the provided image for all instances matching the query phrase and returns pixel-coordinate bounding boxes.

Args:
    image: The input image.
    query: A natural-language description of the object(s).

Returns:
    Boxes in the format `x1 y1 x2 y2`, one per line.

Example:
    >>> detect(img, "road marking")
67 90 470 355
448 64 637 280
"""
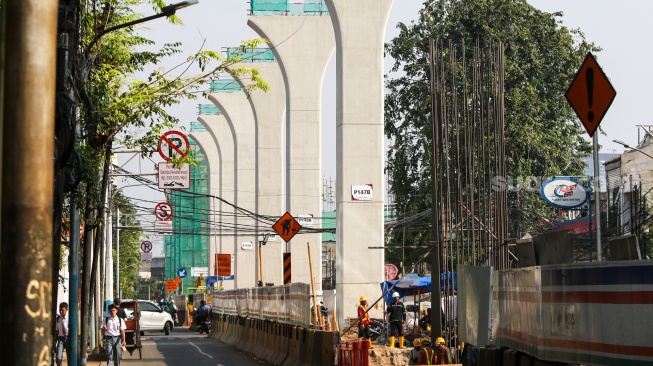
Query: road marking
188 340 213 359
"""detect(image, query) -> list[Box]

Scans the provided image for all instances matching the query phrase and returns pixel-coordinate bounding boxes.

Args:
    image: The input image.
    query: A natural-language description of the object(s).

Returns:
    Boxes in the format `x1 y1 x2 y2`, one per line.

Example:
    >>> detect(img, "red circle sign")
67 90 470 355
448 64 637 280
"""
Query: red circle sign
158 131 190 162
154 202 173 221
385 264 399 281
141 241 152 253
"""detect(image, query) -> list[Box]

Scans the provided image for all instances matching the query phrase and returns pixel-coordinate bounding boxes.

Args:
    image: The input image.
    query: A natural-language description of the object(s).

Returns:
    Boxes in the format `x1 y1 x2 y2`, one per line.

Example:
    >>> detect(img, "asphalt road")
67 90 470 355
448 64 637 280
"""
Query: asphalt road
119 327 266 366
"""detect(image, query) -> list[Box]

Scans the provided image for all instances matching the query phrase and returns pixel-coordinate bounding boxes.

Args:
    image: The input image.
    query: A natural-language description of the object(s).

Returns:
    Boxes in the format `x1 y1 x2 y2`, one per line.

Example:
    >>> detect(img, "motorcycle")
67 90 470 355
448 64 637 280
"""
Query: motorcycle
368 318 386 343
198 316 211 334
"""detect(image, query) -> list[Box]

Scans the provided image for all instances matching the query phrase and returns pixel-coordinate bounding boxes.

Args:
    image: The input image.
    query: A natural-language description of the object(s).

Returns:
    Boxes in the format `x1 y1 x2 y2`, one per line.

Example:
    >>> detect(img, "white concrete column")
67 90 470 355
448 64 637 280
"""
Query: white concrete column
248 15 335 289
188 131 221 282
326 0 394 323
209 93 258 289
229 61 286 287
197 114 235 290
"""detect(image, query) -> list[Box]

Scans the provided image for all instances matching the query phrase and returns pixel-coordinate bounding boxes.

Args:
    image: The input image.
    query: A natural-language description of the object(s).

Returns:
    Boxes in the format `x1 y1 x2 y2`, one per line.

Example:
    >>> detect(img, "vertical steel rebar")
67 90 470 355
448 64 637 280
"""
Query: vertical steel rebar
1 1 58 364
429 38 506 346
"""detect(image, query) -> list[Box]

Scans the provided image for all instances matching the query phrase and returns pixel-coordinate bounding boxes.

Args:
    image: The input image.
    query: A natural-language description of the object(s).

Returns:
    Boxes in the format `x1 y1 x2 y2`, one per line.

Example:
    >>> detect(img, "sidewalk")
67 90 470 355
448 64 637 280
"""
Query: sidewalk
61 350 104 365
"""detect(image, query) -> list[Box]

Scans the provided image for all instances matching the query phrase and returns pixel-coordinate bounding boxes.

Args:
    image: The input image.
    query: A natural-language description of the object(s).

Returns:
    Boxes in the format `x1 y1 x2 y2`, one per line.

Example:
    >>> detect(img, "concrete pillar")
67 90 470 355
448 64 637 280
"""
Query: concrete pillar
197 114 235 290
248 15 335 289
188 131 221 282
209 93 258 289
325 0 394 323
229 61 286 287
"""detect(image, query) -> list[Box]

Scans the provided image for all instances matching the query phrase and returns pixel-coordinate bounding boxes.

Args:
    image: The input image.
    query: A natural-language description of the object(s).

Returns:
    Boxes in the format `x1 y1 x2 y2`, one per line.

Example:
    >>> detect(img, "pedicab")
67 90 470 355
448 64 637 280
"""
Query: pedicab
118 299 142 359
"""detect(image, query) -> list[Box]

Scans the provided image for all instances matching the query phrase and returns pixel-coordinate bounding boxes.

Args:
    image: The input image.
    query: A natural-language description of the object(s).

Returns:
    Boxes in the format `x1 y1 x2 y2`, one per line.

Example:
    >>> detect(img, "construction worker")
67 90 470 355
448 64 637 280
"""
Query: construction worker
416 338 435 365
434 336 453 364
358 296 372 348
386 292 406 348
409 338 422 365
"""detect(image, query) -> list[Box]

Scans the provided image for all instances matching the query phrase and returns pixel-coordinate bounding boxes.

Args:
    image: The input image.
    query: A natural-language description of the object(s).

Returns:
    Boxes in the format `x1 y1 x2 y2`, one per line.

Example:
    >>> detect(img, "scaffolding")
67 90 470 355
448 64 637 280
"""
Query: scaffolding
225 47 275 62
190 121 206 132
249 0 328 16
197 104 221 115
209 79 243 93
164 139 210 290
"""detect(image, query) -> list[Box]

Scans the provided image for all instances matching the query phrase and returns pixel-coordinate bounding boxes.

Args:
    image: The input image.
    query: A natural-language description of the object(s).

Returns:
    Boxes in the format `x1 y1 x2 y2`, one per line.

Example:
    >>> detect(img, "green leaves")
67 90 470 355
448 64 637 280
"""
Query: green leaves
384 0 598 264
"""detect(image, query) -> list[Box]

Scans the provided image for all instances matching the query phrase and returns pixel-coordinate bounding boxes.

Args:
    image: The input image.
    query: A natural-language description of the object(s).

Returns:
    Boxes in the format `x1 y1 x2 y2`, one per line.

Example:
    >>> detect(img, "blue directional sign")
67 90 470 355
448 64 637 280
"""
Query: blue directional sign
177 268 187 278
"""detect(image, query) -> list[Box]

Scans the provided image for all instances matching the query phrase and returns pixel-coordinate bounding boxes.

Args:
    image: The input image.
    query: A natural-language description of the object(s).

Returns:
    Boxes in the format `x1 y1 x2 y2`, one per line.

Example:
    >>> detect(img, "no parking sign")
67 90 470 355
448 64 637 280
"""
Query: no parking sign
158 131 189 162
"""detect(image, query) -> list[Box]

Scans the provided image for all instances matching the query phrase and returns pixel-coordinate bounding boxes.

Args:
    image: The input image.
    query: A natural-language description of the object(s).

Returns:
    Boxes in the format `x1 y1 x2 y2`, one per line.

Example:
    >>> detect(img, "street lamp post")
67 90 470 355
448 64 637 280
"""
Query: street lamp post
258 233 270 286
614 139 653 160
84 0 199 58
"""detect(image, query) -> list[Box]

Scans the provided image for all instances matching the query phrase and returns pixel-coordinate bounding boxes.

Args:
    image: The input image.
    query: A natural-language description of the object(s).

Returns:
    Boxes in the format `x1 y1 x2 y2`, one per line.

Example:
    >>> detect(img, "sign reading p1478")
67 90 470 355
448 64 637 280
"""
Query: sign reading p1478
351 184 373 201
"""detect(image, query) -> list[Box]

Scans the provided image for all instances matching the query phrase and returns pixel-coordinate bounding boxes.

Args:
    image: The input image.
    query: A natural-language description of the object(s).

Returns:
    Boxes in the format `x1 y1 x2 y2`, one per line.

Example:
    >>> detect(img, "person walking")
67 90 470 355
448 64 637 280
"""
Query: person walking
102 304 126 366
357 296 372 347
386 292 406 348
55 302 69 366
113 298 127 320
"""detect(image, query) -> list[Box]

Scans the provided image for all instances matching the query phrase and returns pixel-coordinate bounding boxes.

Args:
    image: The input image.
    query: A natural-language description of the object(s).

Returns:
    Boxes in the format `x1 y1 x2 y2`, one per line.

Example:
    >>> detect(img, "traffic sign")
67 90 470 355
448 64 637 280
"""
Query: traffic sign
385 264 399 281
140 240 152 253
177 268 187 278
154 221 173 236
165 279 178 291
565 52 616 137
158 163 190 190
158 130 190 162
154 202 173 221
272 212 302 243
216 254 231 276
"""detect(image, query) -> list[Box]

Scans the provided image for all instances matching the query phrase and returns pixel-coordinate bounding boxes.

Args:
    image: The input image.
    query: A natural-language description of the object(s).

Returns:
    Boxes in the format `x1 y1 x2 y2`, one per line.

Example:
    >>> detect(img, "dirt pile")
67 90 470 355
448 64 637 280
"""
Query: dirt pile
368 347 411 366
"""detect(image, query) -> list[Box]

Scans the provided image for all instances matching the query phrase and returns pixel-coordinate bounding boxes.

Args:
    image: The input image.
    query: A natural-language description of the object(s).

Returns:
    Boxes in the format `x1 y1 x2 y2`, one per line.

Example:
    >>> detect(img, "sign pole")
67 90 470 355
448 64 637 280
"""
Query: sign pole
593 134 602 261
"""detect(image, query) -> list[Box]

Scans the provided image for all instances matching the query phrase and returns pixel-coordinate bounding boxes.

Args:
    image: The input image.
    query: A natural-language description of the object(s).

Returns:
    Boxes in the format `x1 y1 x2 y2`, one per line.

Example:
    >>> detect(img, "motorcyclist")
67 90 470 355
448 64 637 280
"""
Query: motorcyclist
194 300 207 326
164 299 178 325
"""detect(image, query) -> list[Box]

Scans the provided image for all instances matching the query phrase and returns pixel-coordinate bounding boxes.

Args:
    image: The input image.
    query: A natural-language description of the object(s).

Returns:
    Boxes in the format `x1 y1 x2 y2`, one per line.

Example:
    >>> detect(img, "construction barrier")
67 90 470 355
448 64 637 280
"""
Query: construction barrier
338 341 369 366
211 283 312 328
211 313 341 366
492 261 653 365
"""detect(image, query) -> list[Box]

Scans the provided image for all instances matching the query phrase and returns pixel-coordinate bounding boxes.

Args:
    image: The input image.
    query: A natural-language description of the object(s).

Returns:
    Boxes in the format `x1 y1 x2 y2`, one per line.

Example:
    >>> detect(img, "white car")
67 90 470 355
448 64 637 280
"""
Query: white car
125 300 174 335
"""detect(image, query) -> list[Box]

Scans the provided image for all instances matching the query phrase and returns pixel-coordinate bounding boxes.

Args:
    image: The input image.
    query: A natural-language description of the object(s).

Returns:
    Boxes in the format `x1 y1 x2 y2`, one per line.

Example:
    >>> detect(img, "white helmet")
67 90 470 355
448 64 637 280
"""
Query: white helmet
392 292 400 298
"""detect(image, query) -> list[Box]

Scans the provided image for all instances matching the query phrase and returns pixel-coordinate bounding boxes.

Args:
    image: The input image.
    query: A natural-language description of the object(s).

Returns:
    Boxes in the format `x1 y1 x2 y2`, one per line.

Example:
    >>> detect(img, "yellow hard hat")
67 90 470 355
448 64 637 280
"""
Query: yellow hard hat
360 296 367 302
413 339 421 347
436 337 445 344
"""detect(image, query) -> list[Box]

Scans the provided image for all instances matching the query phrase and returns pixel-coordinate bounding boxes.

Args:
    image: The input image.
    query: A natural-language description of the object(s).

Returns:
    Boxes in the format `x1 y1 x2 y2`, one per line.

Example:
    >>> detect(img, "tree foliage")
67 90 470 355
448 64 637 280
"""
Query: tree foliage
384 0 597 268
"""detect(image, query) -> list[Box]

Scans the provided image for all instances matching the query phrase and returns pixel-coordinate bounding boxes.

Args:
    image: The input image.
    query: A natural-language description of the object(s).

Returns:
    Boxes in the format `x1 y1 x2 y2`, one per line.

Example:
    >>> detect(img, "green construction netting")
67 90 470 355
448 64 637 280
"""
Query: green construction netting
190 121 206 132
165 140 210 290
226 47 275 62
198 104 221 115
209 79 242 93
250 0 328 15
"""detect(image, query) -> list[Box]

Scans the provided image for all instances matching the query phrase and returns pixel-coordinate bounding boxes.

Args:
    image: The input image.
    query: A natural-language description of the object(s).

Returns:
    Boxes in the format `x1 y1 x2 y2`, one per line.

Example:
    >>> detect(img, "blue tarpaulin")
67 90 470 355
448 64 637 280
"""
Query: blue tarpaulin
206 275 234 287
380 272 457 303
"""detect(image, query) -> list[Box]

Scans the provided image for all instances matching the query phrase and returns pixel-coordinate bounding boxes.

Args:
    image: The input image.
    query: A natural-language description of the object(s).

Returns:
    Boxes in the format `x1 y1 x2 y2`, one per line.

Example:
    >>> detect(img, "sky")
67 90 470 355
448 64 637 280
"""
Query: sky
118 0 652 247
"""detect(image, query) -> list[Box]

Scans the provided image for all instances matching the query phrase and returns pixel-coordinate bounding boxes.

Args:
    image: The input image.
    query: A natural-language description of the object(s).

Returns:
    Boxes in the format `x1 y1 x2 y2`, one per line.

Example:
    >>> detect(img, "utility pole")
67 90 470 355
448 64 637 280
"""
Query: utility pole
1 1 58 365
116 206 121 298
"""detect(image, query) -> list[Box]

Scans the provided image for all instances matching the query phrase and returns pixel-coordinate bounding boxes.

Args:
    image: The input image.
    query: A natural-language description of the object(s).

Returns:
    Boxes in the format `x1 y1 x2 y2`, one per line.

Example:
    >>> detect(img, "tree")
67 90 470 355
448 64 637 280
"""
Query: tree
67 0 269 357
384 0 597 268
